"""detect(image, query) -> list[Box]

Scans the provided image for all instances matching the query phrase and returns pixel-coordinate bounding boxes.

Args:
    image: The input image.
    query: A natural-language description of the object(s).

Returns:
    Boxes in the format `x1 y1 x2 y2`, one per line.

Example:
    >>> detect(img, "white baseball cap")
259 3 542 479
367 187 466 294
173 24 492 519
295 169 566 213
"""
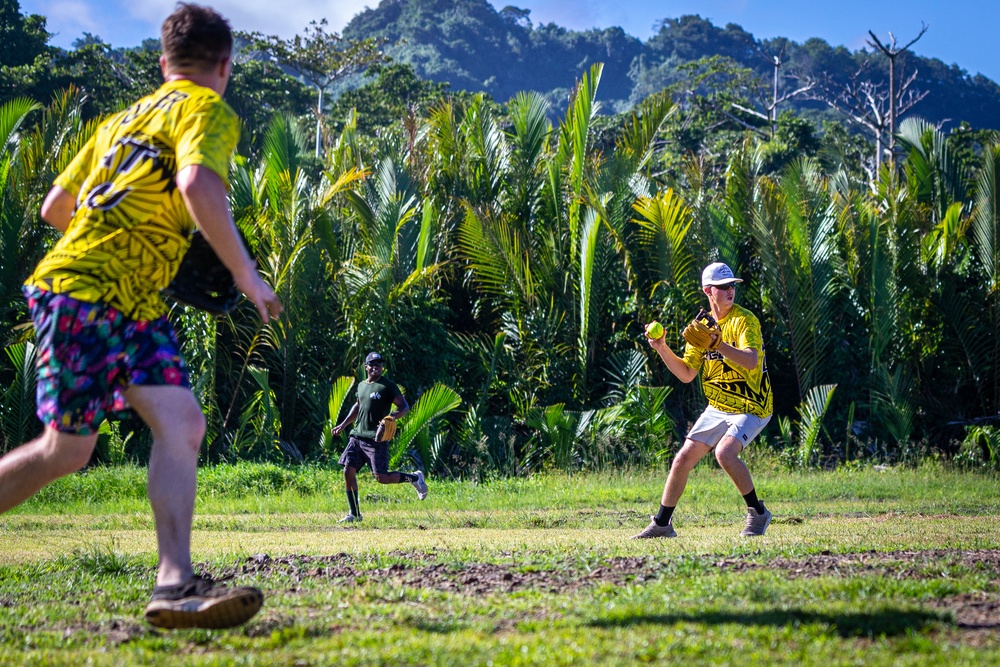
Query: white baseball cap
702 262 743 286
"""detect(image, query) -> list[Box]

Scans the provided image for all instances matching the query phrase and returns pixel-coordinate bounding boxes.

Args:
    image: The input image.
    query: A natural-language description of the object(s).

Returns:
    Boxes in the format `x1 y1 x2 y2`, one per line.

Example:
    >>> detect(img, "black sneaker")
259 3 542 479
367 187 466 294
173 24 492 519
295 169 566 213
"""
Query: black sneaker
144 574 263 629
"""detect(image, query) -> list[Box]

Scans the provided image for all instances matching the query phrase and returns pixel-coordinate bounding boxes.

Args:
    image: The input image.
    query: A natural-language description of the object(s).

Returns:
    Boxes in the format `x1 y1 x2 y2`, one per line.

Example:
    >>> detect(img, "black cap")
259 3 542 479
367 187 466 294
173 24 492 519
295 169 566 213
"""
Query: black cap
365 352 383 364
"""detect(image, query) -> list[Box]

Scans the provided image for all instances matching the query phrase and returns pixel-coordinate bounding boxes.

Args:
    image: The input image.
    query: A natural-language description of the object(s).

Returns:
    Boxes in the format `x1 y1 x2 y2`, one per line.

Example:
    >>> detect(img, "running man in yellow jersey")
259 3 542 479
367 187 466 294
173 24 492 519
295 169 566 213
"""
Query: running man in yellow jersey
1 4 281 629
633 262 774 539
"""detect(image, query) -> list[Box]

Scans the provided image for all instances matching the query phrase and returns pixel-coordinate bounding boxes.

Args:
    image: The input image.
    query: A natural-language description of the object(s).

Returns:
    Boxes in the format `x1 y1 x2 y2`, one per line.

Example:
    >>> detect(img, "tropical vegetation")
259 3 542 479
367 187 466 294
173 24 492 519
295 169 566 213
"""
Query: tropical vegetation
1 0 1000 477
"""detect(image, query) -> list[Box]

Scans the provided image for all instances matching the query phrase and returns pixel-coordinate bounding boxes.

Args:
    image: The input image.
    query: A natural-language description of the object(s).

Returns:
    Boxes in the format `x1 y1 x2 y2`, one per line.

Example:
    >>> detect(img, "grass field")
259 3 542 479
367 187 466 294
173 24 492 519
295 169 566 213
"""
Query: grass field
1 460 998 665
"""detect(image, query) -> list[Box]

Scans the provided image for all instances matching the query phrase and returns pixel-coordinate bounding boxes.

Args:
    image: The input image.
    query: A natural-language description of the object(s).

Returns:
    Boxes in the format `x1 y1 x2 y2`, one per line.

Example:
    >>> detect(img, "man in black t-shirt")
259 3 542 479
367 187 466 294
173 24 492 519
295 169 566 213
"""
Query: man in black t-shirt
332 352 428 522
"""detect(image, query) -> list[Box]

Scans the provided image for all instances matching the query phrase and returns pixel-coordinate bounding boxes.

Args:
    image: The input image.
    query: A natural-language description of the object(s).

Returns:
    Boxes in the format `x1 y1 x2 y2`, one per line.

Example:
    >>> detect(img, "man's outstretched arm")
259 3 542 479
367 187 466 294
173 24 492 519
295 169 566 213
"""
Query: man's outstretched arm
176 164 283 323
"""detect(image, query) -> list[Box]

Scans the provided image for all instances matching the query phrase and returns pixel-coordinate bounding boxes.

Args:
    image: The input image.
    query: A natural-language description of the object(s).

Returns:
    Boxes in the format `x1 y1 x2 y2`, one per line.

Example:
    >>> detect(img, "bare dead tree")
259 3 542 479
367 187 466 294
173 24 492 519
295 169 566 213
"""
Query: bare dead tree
801 26 929 173
732 40 815 139
867 24 929 153
676 52 814 142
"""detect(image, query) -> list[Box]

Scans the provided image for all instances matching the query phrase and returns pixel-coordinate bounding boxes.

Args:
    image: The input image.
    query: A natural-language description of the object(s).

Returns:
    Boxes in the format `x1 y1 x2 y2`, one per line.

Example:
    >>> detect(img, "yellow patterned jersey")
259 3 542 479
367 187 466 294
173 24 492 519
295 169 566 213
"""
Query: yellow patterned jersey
681 304 772 418
27 79 240 321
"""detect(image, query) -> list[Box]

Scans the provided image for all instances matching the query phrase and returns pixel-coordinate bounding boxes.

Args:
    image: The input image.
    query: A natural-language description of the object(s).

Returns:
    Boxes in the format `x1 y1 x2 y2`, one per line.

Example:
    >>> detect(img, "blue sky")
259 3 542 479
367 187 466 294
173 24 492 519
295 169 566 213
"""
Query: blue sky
20 0 1000 83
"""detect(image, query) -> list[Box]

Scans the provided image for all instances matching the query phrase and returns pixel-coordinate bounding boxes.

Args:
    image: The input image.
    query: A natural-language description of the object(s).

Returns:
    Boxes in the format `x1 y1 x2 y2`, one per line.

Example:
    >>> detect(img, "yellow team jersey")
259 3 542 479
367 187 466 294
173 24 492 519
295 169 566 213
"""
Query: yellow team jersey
681 303 773 418
27 79 240 321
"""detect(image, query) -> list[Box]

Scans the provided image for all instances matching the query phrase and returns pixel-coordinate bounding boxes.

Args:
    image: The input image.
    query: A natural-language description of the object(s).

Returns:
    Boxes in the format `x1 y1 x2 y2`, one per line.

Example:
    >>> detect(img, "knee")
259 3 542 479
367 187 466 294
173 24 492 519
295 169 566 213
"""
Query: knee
179 411 206 453
373 472 390 484
715 443 741 467
671 449 697 472
134 387 205 452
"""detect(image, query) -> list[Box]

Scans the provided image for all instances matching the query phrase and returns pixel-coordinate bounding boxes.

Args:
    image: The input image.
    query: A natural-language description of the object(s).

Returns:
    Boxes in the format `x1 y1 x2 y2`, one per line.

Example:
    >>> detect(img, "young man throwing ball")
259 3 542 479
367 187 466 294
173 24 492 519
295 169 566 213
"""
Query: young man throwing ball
633 262 773 538
2 4 282 629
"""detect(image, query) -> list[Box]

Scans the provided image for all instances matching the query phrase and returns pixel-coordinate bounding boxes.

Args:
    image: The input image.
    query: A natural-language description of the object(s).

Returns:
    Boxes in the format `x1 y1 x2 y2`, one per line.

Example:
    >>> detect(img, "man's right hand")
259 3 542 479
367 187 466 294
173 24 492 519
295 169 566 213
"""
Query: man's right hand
234 271 282 324
647 332 669 352
176 164 283 324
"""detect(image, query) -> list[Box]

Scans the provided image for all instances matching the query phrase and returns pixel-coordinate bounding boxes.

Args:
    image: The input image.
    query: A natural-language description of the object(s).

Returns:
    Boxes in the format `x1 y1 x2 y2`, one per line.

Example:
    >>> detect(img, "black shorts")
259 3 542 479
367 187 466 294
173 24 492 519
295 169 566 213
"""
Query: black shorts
338 435 389 474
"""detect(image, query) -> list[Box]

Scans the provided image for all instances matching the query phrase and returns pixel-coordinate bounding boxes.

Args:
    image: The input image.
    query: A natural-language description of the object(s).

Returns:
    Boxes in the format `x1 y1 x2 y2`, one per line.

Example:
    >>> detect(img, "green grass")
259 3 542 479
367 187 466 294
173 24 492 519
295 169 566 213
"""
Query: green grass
1 461 998 665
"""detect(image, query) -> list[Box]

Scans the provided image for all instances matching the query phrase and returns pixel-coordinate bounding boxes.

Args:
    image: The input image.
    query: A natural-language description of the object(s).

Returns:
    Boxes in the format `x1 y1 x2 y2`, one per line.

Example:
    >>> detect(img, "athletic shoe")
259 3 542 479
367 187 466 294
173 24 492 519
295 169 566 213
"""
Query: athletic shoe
144 574 263 629
338 513 362 523
411 471 429 500
630 517 677 539
741 504 772 536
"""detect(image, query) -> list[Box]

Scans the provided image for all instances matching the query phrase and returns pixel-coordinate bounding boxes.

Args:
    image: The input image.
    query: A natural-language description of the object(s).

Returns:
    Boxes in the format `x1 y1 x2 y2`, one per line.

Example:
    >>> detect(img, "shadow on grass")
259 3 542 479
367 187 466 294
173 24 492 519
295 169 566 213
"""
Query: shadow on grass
589 607 947 638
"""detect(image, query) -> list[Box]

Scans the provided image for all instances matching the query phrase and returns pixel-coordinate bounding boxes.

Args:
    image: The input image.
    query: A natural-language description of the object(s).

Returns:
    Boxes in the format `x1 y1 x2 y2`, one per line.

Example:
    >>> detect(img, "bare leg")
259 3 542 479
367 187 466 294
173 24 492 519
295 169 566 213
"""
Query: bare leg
344 466 358 493
714 435 754 495
0 427 97 514
373 472 402 484
124 384 205 587
659 438 712 507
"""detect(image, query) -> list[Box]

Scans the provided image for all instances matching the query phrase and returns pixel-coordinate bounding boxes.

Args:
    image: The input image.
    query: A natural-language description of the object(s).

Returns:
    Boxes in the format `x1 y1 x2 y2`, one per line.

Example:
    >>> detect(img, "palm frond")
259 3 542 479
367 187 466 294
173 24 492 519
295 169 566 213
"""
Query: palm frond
0 341 37 452
507 91 551 171
616 89 675 171
633 190 697 296
0 97 41 161
317 376 356 457
389 384 463 468
577 209 601 388
872 365 914 446
796 383 837 467
458 205 535 309
973 144 1000 287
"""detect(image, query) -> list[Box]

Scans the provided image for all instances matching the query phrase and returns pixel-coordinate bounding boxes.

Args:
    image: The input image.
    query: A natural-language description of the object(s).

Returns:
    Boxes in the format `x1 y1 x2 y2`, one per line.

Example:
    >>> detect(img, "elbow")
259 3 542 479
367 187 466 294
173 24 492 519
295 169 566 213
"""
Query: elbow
678 370 697 384
39 200 56 224
174 171 198 202
175 165 218 202
40 188 74 232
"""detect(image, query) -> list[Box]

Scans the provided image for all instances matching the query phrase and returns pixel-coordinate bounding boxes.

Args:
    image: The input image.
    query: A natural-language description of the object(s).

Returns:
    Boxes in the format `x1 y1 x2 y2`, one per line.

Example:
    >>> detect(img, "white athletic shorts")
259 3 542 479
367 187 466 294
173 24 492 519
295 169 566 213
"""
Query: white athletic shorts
686 405 771 449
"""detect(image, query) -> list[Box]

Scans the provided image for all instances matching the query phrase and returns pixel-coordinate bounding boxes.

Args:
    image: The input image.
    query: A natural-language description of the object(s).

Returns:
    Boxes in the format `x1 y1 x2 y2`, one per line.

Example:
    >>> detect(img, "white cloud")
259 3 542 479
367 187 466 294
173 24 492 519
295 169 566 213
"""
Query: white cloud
24 0 376 48
163 1 373 38
25 0 103 42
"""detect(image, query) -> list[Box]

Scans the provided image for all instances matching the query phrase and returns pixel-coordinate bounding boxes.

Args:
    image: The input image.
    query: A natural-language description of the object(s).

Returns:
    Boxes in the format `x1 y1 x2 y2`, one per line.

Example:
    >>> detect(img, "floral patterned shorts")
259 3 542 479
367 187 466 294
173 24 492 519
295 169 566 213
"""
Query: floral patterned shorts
24 286 189 435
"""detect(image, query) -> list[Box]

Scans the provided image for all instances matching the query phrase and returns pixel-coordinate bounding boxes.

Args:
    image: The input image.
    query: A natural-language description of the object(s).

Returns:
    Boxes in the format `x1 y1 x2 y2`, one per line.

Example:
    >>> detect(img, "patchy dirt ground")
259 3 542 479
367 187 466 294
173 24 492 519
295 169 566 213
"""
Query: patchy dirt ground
224 548 1000 635
65 549 1000 648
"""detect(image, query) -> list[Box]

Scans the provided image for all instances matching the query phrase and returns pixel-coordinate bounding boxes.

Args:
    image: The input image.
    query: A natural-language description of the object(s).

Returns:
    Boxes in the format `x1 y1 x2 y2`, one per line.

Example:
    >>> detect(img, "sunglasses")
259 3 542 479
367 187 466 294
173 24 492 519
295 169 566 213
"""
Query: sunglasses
366 361 383 367
712 283 736 290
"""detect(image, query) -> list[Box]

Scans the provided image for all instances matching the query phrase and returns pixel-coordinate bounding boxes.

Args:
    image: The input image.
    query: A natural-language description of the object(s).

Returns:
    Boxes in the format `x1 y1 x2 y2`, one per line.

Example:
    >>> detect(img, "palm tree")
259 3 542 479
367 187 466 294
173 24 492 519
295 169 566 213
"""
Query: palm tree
971 143 1000 414
750 157 839 402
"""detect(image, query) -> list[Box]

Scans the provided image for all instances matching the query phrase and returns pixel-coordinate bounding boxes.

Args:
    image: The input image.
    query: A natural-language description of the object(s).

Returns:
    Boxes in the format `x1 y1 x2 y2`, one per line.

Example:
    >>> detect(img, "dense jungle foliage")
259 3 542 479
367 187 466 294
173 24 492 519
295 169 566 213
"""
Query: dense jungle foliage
2 0 1000 476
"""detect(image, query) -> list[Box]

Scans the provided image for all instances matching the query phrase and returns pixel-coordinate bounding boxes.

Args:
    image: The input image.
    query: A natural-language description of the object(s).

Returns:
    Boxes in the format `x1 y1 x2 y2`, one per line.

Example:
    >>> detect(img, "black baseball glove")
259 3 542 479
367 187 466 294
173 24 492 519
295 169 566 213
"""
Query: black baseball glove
162 229 242 316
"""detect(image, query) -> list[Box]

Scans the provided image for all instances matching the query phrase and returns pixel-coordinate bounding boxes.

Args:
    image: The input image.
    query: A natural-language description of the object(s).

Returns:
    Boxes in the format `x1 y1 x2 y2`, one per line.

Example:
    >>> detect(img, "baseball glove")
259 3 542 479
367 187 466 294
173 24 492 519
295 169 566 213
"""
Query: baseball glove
375 415 397 442
163 229 242 316
682 309 722 350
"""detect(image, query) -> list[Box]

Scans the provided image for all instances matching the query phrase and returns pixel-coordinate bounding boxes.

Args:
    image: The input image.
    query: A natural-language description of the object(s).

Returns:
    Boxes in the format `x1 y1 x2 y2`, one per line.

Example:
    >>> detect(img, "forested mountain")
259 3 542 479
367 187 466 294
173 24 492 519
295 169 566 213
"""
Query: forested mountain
344 0 1000 130
343 0 642 108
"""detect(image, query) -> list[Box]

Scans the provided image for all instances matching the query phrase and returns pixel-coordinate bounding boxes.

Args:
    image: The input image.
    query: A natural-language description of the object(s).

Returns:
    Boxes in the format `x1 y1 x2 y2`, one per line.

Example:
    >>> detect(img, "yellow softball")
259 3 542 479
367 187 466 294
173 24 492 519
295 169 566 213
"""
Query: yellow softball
645 321 664 339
